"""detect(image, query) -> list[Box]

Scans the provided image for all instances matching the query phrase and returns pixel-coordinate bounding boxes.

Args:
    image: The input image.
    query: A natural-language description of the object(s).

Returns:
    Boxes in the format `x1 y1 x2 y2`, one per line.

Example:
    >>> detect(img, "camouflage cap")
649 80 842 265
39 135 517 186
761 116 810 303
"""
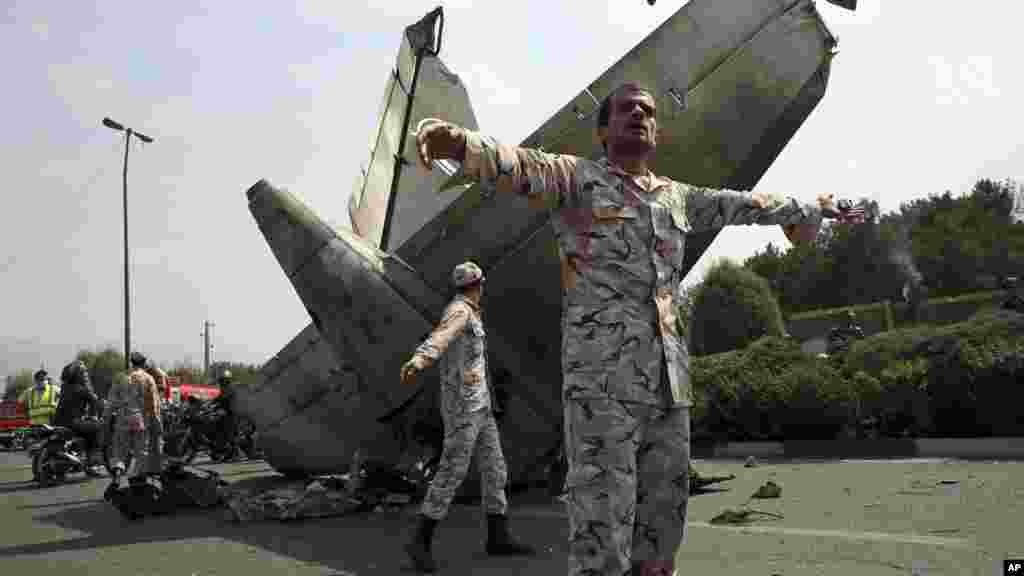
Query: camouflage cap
452 261 484 288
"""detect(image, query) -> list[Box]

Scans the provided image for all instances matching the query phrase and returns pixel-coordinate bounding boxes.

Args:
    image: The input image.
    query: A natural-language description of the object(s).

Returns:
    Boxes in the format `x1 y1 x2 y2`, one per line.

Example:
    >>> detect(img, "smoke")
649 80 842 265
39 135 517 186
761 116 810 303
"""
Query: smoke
886 222 923 303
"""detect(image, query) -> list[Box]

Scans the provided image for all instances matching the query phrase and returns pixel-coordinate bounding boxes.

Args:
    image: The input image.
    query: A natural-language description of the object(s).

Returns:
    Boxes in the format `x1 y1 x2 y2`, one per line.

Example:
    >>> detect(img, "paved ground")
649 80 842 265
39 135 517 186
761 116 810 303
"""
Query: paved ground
1 450 1021 575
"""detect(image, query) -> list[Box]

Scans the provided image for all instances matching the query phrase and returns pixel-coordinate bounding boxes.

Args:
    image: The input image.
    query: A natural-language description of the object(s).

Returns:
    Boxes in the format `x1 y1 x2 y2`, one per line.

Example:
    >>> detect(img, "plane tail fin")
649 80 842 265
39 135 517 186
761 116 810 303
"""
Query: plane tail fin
347 7 480 253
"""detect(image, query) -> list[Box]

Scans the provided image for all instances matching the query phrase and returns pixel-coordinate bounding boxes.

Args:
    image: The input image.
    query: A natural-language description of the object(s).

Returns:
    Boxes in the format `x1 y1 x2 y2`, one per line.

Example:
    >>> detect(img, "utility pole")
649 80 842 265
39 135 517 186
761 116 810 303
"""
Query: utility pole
201 321 215 379
102 117 155 369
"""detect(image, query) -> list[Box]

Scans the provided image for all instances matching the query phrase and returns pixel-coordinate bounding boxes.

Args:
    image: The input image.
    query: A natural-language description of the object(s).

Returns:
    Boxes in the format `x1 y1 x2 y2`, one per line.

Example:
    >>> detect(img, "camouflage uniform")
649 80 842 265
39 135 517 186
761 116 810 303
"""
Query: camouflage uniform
413 263 509 520
459 131 824 575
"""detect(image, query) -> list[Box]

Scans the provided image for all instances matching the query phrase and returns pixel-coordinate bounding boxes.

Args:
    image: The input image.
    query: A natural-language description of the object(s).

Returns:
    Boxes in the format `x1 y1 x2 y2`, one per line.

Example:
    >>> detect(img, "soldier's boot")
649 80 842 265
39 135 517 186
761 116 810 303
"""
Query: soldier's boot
485 514 536 556
404 514 438 573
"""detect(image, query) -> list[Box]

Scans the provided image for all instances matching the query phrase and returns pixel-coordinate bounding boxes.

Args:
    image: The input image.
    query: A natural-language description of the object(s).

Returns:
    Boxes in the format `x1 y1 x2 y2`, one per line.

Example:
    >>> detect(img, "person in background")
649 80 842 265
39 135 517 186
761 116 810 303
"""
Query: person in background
143 359 168 475
400 261 535 573
53 361 104 476
20 369 58 426
827 310 865 355
105 352 160 480
212 370 238 459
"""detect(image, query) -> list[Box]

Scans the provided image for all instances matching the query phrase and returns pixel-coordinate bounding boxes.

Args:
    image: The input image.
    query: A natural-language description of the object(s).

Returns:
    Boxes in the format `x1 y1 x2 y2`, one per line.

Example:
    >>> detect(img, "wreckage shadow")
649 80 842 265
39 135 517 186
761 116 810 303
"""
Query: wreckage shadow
0 477 94 495
0 486 436 573
7 481 566 575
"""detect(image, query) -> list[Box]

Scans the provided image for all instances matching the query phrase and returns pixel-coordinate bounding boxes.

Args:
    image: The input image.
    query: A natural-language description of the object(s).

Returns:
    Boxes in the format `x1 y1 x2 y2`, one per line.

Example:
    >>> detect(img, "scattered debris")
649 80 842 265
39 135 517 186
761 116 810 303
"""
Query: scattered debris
690 466 737 492
223 476 362 523
752 480 782 499
710 508 784 525
222 459 424 523
105 464 227 521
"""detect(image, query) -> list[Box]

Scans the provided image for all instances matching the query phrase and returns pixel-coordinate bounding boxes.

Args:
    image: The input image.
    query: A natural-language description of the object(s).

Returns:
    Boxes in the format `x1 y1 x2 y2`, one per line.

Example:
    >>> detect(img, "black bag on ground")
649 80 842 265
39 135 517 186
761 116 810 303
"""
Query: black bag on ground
104 464 226 520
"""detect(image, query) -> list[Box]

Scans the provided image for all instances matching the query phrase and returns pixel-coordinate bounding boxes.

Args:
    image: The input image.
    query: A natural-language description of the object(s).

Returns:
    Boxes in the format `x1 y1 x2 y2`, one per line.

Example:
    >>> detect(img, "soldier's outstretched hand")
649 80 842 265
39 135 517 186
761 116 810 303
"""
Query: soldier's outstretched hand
414 118 467 171
400 356 427 385
817 192 838 214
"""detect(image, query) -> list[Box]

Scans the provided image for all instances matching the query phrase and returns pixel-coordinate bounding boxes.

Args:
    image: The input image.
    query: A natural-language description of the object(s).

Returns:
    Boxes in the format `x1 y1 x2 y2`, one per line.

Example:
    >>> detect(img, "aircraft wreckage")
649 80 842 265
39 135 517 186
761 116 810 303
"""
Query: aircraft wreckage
237 0 857 486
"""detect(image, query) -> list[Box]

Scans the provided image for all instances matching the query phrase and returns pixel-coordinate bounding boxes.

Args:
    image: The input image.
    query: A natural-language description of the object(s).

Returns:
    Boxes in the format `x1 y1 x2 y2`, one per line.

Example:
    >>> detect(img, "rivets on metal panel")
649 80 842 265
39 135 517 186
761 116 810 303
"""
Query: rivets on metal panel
666 86 686 111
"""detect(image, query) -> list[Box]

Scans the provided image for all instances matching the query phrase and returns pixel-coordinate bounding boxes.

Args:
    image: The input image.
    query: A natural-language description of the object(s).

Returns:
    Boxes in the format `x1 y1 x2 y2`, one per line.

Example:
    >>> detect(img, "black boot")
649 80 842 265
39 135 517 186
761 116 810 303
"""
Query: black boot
405 514 438 573
486 514 536 556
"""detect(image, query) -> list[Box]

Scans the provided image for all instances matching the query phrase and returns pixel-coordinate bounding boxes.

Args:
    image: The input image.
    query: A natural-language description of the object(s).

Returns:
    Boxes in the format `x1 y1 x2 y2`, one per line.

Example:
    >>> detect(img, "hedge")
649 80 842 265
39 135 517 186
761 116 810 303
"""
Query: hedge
690 309 1024 441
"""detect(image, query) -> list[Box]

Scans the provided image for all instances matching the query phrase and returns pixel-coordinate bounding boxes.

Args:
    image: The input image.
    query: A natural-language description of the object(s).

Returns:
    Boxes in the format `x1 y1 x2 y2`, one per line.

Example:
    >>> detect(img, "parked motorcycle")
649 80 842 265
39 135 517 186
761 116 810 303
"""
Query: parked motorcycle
163 400 237 464
1 425 49 452
29 418 108 486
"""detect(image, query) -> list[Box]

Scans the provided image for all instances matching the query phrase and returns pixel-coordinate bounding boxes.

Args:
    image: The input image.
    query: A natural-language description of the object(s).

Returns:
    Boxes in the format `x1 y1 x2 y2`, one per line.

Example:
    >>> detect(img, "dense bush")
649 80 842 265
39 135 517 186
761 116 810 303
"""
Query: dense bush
690 261 785 356
690 309 1024 440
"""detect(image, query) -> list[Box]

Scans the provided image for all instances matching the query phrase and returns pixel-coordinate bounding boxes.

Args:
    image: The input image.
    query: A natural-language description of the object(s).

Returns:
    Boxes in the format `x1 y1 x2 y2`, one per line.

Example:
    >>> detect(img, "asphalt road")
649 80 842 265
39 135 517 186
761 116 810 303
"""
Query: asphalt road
1 450 1022 575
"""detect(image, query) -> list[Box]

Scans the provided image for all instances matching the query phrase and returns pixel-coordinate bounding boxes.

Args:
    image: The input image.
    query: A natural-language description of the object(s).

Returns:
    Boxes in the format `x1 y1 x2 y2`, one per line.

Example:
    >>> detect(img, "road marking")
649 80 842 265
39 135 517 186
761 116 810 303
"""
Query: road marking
688 522 974 549
512 507 973 550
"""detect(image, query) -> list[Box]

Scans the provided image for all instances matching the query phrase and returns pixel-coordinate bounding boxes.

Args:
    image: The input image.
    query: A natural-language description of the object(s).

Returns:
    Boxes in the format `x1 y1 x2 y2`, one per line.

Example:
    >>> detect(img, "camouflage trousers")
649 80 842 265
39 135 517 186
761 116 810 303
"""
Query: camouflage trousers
565 397 690 576
420 408 509 520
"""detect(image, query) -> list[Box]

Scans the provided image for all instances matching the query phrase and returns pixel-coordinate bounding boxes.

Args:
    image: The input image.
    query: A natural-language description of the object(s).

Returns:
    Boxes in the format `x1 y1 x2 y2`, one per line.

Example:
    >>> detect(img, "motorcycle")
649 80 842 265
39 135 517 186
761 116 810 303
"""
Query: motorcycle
29 418 109 486
163 400 238 464
1 425 49 452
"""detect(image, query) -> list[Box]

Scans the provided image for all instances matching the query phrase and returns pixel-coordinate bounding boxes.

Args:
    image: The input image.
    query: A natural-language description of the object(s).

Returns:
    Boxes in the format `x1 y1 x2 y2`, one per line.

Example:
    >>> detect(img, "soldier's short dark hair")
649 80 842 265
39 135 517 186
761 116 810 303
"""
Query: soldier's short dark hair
597 82 655 152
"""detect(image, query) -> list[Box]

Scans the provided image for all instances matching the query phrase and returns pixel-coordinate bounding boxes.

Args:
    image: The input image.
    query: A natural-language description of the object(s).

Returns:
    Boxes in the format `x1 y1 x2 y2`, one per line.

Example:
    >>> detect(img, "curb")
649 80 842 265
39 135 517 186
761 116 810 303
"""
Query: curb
691 437 1024 460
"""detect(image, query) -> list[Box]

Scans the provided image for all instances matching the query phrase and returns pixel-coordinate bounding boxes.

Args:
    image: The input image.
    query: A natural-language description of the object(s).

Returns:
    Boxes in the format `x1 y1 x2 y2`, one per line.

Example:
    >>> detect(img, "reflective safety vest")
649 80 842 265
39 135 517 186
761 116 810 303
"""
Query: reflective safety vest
24 386 57 425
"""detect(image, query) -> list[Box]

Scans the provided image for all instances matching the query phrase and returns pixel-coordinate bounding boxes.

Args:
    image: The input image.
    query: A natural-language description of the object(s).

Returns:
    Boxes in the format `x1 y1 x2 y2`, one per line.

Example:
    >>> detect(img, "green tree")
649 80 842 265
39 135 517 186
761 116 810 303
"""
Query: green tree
167 363 206 385
690 259 785 356
3 369 35 402
742 181 1024 316
75 347 126 399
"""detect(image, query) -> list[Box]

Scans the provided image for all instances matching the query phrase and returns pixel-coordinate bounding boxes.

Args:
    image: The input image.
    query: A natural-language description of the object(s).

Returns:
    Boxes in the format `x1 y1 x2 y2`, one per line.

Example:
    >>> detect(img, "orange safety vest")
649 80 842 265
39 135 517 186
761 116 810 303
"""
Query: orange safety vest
25 386 57 425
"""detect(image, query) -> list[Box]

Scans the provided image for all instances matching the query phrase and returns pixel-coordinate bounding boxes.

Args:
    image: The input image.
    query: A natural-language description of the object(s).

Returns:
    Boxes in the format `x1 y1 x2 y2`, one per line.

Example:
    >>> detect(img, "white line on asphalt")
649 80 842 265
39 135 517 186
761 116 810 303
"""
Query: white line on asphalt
688 522 974 549
513 507 973 550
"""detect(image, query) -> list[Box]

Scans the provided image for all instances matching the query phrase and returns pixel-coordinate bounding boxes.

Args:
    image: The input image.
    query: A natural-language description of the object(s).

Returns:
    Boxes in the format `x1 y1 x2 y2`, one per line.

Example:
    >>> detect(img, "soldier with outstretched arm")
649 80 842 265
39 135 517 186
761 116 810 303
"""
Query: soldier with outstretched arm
413 82 856 576
401 262 535 573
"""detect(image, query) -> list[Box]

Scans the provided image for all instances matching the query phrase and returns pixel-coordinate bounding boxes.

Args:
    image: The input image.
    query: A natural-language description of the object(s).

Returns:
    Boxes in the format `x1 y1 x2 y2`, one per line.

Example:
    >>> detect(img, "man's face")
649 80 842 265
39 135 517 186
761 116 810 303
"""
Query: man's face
35 377 46 389
601 88 658 157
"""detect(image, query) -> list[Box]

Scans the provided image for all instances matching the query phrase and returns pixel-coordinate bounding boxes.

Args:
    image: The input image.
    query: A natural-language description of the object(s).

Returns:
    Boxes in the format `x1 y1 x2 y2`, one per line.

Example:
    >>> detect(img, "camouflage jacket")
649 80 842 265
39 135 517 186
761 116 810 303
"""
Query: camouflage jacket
460 131 824 407
414 294 492 418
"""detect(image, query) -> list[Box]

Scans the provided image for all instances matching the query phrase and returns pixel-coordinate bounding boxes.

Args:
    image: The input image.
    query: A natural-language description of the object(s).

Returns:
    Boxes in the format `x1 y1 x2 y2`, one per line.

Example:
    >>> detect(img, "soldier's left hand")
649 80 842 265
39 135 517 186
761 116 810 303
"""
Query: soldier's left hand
817 193 837 213
400 357 426 385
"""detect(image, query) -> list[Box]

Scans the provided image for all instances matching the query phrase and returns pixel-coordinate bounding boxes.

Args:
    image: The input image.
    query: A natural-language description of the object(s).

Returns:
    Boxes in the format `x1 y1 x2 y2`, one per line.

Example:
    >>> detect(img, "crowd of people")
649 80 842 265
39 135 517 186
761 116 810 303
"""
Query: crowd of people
16 352 239 484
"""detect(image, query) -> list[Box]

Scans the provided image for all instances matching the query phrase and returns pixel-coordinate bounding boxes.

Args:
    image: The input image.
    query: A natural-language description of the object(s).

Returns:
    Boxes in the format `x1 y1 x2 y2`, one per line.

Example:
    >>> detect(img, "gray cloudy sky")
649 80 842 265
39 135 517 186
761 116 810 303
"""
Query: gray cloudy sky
2 0 1021 383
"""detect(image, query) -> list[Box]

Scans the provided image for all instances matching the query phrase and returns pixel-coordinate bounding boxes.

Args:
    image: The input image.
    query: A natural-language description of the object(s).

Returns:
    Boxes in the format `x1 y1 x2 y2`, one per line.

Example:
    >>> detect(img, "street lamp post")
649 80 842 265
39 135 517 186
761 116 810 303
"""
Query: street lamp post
102 117 154 370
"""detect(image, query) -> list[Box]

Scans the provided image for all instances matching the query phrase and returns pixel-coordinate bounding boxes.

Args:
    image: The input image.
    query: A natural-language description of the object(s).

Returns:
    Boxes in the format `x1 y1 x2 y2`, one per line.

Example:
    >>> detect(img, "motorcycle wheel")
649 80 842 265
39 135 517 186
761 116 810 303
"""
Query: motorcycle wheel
174 437 198 465
35 447 66 487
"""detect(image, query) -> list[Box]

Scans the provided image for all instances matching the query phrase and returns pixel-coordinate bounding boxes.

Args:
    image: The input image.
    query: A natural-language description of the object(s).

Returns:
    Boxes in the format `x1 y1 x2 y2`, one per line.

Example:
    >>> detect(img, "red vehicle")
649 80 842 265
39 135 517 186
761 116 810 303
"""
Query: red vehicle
0 400 30 431
161 376 221 404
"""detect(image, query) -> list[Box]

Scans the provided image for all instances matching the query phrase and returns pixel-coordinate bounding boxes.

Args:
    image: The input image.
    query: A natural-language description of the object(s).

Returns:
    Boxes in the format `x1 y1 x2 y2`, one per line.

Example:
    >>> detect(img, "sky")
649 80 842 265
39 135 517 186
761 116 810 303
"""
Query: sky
2 0 1022 387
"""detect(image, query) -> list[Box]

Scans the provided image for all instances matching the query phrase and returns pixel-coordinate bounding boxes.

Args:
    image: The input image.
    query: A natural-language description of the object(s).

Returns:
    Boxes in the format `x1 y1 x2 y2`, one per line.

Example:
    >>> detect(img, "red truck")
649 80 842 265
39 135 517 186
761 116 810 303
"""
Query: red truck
0 400 29 431
162 376 221 404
